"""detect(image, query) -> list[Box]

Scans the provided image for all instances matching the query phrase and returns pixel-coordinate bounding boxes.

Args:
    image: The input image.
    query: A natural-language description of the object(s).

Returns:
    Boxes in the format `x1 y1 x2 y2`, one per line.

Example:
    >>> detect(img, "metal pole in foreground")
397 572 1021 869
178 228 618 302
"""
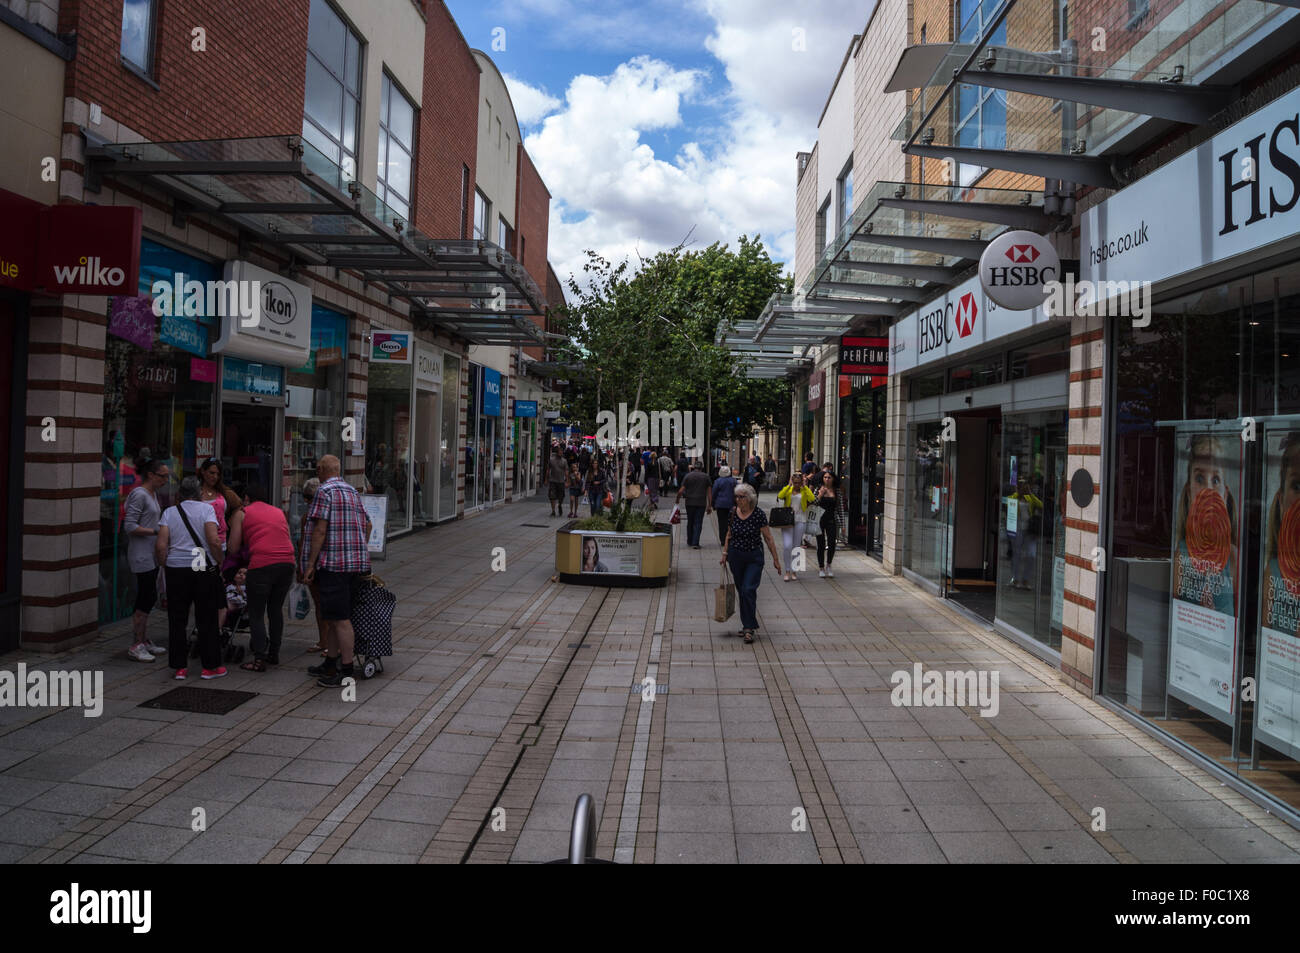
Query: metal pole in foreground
568 793 596 864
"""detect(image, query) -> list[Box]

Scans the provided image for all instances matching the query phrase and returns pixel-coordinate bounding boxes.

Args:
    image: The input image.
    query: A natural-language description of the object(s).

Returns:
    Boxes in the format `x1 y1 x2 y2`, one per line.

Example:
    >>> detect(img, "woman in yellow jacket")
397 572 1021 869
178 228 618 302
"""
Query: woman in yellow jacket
776 471 817 581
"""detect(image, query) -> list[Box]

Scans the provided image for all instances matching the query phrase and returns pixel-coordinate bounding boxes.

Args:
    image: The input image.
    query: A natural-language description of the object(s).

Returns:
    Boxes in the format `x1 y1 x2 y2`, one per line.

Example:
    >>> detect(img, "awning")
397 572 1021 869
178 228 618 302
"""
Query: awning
885 0 1297 187
84 134 547 346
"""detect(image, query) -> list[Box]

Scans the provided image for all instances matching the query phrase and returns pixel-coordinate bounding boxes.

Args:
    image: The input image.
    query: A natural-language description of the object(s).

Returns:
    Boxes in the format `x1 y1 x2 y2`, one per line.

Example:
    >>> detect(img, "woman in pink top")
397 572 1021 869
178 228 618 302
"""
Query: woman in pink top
227 482 296 672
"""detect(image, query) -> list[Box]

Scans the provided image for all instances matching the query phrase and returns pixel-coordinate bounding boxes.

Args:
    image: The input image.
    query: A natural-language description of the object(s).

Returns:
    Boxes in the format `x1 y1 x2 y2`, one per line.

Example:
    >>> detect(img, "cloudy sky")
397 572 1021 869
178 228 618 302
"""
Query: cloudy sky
446 0 878 291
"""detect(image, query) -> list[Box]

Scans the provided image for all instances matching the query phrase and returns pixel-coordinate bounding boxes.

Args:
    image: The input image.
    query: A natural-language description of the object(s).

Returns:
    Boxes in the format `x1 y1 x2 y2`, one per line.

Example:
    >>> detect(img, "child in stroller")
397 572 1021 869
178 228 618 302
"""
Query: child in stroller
191 566 248 663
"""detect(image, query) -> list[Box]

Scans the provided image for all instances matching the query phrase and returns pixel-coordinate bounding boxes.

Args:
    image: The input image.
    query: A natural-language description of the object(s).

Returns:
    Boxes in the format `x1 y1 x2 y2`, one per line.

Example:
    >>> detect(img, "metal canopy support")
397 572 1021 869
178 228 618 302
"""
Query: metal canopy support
830 259 961 283
877 196 1052 230
772 300 904 317
816 281 928 301
958 69 1234 124
852 231 989 259
905 143 1117 188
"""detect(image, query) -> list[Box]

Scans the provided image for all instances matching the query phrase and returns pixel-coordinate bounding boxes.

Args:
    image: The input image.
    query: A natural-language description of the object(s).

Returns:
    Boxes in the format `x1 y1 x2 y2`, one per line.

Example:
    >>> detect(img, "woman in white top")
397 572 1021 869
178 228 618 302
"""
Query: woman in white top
775 470 816 581
155 476 225 680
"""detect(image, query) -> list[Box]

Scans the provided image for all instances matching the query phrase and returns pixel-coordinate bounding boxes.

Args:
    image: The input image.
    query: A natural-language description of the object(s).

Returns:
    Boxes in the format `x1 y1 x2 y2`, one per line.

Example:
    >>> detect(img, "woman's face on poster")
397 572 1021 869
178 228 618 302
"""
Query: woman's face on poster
1281 462 1300 513
583 538 598 567
1190 457 1227 501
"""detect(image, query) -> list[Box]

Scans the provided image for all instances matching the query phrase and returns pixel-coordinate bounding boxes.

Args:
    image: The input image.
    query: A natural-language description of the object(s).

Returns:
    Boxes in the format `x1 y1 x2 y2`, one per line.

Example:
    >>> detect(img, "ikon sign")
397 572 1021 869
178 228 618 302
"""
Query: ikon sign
978 230 1059 311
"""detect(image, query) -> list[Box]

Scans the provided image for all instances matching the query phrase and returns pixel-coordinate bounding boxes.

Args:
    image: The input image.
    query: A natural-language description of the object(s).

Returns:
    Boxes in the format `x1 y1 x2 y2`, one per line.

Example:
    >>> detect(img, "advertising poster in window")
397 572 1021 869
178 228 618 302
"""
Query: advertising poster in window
1256 429 1300 760
361 493 388 557
1167 431 1241 721
578 534 641 576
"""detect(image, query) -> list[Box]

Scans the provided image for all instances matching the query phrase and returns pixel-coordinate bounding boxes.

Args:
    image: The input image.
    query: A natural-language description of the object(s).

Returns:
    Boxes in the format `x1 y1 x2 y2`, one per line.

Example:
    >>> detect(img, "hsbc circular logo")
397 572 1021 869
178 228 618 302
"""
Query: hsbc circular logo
979 230 1060 311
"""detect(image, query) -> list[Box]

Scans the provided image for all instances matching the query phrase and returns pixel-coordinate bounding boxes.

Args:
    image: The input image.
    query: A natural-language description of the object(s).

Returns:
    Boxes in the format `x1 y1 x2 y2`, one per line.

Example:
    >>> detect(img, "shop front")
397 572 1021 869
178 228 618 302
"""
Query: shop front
367 328 414 536
837 336 889 557
466 362 506 509
805 368 824 467
513 396 539 498
410 340 461 524
1088 87 1300 818
286 304 348 544
892 273 1069 653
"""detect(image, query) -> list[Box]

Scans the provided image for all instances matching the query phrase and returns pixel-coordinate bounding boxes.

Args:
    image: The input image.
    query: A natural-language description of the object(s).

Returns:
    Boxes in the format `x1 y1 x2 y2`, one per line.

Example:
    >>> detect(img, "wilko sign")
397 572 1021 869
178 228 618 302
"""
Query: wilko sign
839 336 888 374
0 193 141 295
979 230 1060 310
808 369 825 410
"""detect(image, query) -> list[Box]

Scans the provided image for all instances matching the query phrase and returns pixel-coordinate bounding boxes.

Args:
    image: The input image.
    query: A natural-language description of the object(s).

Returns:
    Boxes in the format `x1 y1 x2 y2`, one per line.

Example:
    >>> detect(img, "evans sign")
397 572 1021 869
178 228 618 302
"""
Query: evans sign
1082 86 1300 288
212 260 310 367
979 230 1060 310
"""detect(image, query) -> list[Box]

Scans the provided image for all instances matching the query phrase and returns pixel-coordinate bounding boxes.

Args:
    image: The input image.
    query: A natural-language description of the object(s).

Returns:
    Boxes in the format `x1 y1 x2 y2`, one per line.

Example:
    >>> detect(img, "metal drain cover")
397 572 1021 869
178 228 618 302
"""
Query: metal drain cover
138 686 258 715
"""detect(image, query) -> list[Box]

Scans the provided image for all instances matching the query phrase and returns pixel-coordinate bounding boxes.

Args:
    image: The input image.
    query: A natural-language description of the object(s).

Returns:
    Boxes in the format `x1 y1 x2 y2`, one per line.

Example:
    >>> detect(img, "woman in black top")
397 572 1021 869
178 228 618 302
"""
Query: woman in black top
720 482 781 643
815 469 840 577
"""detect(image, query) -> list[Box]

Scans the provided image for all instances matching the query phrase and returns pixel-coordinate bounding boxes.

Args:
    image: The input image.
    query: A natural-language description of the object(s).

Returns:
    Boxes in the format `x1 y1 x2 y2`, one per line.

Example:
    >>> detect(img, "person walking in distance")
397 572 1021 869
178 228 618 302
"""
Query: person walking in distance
302 455 372 687
721 483 782 644
710 465 738 546
744 455 764 501
546 444 568 518
801 451 817 478
776 470 816 581
154 476 224 679
814 469 840 578
675 460 713 549
123 457 170 662
297 477 327 653
566 462 583 518
227 482 296 672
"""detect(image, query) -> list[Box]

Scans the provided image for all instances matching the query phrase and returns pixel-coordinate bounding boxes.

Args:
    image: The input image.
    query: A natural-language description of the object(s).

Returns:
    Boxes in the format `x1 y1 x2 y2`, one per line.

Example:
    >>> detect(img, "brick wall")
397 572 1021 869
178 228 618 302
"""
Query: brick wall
414 0 479 240
514 142 551 360
59 0 307 141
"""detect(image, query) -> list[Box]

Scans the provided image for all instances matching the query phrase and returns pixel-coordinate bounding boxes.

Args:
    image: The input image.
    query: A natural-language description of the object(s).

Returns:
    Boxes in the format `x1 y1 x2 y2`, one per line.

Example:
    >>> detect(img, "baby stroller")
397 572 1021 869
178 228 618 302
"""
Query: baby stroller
352 573 395 679
189 568 248 663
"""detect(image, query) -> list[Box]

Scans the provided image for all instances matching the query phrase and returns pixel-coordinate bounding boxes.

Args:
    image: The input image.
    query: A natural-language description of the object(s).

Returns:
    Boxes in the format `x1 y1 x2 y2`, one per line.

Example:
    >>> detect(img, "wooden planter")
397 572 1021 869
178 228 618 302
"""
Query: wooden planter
555 521 673 587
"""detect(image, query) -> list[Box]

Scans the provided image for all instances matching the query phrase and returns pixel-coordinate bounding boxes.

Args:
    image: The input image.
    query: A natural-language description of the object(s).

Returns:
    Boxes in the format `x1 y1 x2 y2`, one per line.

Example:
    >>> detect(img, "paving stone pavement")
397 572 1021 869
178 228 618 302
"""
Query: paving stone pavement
2 494 1299 864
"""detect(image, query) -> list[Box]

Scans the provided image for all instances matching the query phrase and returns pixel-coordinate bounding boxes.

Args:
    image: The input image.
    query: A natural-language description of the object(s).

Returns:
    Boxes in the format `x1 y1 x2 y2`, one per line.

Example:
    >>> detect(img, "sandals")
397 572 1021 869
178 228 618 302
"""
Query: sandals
239 658 267 673
743 629 755 644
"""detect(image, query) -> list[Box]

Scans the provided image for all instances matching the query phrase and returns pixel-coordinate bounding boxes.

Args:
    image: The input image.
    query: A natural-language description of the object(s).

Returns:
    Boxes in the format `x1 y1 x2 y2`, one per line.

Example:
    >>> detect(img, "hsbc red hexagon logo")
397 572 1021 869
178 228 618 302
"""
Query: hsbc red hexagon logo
955 292 978 337
1005 244 1040 263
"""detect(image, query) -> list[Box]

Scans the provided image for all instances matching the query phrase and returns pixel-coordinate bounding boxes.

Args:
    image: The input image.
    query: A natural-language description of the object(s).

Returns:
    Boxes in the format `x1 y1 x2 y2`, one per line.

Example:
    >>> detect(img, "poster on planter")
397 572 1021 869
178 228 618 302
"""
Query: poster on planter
1167 431 1241 722
1255 428 1300 760
578 534 641 576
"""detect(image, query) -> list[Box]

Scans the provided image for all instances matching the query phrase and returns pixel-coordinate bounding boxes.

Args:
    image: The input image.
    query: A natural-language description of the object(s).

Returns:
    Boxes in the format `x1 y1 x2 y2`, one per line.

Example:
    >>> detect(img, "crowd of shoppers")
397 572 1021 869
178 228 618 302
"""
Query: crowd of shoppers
122 452 371 688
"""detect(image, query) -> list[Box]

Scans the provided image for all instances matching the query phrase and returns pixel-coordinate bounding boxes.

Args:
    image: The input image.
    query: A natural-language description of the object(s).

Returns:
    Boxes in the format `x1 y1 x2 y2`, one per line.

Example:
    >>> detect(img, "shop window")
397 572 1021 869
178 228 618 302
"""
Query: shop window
441 353 460 518
1008 334 1069 379
120 0 158 75
909 371 945 401
948 353 1004 392
377 73 415 221
474 190 489 241
304 0 362 180
367 358 414 535
1104 263 1300 815
286 305 348 544
953 0 1007 186
836 161 853 235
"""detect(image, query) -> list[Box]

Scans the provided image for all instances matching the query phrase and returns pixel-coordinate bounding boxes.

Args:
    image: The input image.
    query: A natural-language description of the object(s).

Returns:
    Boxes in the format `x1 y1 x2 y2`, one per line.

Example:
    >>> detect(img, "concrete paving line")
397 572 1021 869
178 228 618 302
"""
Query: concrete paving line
284 583 556 864
613 628 662 864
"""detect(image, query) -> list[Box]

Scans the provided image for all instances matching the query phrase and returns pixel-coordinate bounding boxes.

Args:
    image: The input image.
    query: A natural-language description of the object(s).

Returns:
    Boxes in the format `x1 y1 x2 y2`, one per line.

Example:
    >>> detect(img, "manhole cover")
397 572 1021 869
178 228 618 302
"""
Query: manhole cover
138 686 258 715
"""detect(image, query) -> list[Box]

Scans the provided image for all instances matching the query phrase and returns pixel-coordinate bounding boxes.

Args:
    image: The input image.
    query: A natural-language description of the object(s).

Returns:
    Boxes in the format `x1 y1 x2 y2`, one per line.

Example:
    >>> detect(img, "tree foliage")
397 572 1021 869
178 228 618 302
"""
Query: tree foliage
551 235 793 444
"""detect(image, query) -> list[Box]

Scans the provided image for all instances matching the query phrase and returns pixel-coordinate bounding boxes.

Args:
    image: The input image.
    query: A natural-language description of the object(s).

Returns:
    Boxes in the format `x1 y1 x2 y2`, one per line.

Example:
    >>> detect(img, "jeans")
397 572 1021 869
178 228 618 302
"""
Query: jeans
714 507 730 545
727 548 764 630
588 489 603 515
685 505 705 546
780 521 806 573
164 565 222 670
246 562 294 660
816 514 837 568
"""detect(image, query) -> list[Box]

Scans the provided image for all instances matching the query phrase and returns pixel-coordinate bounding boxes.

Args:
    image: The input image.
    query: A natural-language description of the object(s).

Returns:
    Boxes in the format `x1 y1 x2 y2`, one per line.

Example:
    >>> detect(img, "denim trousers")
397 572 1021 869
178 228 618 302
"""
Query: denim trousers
685 505 705 546
714 507 730 545
727 547 765 630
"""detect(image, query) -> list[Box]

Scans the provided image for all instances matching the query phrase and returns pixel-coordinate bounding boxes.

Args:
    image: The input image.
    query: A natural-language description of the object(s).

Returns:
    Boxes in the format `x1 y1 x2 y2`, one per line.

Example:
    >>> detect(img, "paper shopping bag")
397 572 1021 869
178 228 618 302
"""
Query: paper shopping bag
714 565 736 622
669 504 681 524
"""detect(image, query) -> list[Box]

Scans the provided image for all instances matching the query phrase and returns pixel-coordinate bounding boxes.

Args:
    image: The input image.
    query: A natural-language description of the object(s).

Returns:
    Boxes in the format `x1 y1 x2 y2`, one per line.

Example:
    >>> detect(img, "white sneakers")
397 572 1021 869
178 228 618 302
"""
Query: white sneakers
817 568 836 578
826 569 834 578
818 569 826 577
128 643 156 662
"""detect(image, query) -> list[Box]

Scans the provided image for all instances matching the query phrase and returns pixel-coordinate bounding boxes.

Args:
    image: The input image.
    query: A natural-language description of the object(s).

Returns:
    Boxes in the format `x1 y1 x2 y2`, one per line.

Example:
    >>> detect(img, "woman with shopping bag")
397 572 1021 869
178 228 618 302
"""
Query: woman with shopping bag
720 483 781 644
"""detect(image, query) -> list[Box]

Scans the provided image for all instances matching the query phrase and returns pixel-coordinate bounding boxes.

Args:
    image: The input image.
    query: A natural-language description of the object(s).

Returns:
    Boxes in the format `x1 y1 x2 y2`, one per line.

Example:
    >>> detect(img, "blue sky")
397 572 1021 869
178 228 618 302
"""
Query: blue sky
445 0 878 288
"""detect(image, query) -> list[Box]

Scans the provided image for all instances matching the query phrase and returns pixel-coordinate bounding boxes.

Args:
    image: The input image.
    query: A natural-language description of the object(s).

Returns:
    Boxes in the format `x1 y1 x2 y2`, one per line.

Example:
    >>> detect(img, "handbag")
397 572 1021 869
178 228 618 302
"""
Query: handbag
602 491 614 508
624 482 642 500
289 581 312 621
713 564 736 622
769 506 795 527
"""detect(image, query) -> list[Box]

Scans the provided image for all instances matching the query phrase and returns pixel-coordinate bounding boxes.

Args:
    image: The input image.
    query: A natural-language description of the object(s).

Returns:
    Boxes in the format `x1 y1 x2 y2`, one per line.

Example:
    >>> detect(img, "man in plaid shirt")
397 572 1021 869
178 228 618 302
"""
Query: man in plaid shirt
303 455 372 686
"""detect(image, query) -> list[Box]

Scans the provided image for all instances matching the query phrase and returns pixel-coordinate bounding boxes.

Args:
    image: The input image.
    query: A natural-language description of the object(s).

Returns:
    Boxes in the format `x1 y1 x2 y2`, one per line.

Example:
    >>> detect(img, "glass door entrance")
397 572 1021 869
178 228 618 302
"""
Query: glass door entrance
221 401 280 505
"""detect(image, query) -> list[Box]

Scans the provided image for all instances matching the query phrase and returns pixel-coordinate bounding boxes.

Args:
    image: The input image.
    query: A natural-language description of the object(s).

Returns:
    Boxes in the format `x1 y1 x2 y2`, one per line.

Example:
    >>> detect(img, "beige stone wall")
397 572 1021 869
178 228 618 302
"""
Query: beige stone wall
0 25 63 203
852 0 909 192
794 144 819 287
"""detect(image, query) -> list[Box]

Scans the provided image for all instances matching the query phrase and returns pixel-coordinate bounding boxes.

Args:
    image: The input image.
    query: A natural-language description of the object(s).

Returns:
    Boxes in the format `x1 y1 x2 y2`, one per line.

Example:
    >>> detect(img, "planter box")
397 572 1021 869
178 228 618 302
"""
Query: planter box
555 521 673 587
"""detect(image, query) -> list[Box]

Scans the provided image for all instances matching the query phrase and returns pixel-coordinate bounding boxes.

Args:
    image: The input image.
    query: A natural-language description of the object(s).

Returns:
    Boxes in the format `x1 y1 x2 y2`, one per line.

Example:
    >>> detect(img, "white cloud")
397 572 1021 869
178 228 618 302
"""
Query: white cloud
503 73 562 126
522 3 874 292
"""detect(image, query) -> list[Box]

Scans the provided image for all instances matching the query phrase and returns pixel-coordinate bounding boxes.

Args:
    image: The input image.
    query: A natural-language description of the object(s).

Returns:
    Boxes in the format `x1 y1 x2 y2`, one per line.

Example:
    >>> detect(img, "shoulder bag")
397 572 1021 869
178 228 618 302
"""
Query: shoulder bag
769 506 795 527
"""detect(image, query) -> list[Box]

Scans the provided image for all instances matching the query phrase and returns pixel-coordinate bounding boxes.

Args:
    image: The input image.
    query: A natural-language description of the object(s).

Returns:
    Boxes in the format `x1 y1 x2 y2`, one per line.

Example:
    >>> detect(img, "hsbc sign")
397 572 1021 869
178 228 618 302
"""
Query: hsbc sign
979 230 1060 310
890 273 1054 375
